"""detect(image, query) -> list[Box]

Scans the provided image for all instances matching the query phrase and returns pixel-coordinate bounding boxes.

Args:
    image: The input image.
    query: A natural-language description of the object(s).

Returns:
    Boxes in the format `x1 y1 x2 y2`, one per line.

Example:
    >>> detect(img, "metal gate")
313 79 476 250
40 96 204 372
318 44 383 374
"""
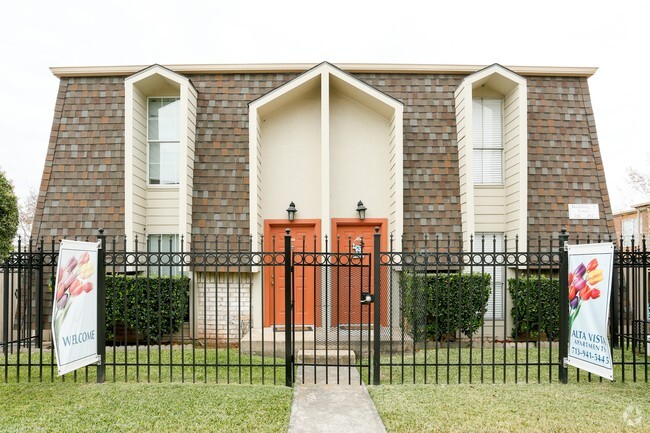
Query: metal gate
285 229 382 385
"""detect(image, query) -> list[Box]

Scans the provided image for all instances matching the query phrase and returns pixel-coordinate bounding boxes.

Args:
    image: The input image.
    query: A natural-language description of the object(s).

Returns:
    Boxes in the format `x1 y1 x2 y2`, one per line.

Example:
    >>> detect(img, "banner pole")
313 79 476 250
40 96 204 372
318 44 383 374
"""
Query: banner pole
96 229 106 384
284 229 293 387
558 228 569 384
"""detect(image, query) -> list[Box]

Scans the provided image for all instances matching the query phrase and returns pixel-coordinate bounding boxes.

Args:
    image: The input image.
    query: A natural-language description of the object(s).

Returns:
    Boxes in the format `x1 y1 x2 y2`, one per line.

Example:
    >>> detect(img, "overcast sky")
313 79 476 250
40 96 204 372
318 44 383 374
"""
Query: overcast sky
1 0 648 212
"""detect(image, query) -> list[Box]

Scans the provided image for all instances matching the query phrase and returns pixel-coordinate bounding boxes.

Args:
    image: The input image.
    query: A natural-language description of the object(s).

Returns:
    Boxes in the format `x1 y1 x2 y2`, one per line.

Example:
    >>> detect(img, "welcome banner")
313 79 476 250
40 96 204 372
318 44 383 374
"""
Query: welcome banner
566 242 614 381
52 240 101 375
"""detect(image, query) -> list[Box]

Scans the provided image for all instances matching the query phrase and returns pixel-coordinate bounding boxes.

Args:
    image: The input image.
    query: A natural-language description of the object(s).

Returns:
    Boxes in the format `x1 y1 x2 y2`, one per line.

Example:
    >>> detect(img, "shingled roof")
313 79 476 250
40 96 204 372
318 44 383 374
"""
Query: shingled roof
32 63 613 242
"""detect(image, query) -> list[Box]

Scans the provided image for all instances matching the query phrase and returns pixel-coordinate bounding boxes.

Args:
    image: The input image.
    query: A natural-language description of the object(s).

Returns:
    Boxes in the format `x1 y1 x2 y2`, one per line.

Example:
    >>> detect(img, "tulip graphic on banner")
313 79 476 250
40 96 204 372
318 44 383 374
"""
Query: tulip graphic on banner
566 243 614 381
52 240 101 376
568 258 604 331
54 252 95 335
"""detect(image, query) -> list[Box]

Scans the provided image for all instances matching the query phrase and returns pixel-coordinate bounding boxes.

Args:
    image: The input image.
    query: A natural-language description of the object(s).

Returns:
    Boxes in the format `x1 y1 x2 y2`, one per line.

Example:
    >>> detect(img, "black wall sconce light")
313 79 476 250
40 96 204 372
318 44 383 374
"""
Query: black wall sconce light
286 201 297 221
356 200 367 220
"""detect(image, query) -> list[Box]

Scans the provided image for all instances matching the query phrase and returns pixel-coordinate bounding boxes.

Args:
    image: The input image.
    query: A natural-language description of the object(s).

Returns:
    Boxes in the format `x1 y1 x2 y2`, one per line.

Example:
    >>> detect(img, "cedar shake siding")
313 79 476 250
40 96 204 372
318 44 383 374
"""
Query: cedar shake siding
355 73 464 238
191 73 300 237
33 66 614 243
33 77 126 240
526 76 613 239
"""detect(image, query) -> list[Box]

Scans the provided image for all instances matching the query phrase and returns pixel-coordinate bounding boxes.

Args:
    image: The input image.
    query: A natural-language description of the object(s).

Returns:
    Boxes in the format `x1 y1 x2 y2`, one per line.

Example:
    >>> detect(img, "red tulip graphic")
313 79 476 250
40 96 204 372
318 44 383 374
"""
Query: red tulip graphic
568 257 605 330
54 251 96 338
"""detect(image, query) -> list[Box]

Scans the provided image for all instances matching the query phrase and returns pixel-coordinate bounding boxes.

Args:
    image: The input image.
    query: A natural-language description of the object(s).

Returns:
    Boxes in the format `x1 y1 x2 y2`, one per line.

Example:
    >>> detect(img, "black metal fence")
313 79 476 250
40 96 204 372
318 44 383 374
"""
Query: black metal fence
1 230 648 385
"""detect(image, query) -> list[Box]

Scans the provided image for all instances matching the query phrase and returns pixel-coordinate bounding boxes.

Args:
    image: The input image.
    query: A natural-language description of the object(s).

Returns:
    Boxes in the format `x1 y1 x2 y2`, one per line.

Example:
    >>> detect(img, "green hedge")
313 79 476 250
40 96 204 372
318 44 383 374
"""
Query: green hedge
401 272 491 342
106 275 190 342
507 276 559 340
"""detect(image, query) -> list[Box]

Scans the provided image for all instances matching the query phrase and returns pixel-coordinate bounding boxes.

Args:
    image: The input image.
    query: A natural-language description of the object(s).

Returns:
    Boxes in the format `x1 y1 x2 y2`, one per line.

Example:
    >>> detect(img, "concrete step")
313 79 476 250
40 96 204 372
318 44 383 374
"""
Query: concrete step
297 349 356 365
240 327 413 357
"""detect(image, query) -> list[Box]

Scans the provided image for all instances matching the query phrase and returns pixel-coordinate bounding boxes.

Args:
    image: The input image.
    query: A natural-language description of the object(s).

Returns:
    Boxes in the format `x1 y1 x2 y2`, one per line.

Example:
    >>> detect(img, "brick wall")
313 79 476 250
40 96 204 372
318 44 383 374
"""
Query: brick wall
194 272 251 343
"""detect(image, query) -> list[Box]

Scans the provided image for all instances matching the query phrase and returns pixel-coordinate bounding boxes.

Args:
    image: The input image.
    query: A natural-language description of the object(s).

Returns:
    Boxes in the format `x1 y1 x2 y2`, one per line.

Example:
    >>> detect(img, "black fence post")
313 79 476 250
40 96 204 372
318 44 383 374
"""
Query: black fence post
558 228 569 384
2 262 8 354
284 229 293 387
96 229 106 384
36 246 43 349
610 262 620 349
373 227 381 385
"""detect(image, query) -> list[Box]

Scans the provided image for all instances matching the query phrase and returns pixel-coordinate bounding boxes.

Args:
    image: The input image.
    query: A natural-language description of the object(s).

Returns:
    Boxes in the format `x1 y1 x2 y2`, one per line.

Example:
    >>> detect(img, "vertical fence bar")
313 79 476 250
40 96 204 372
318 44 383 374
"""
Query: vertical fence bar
558 228 569 384
610 264 619 350
284 229 293 387
16 239 21 381
2 262 8 356
27 238 33 382
373 227 381 385
96 229 106 384
640 235 650 382
36 246 43 350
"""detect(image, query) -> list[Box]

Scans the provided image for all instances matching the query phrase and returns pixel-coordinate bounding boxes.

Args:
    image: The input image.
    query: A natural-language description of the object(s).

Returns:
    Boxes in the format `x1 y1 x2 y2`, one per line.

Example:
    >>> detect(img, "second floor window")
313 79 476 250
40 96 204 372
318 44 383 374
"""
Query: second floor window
622 218 637 247
148 97 180 185
473 98 503 185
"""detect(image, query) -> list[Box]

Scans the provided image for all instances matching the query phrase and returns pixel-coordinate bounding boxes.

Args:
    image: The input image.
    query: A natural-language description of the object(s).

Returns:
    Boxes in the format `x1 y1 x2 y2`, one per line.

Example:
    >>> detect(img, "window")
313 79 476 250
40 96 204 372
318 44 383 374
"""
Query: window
473 98 503 184
476 232 504 320
148 97 180 185
147 234 180 276
622 218 637 247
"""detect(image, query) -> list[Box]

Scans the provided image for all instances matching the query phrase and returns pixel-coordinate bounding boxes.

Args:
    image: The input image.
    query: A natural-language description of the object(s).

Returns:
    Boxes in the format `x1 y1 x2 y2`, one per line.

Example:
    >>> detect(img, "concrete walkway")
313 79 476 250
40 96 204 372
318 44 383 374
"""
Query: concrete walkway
288 367 387 433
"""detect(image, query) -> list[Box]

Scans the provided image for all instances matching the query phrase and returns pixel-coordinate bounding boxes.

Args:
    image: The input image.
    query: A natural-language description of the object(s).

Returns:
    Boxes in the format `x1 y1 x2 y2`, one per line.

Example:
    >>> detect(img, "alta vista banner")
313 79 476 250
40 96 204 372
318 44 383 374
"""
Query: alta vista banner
566 242 614 381
52 240 101 375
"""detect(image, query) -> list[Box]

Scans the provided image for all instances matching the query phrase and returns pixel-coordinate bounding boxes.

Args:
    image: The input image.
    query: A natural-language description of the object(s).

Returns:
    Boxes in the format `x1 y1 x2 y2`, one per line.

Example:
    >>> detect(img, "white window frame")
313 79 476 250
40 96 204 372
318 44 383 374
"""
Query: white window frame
146 233 181 276
473 98 504 185
476 232 505 320
147 96 181 186
621 218 637 247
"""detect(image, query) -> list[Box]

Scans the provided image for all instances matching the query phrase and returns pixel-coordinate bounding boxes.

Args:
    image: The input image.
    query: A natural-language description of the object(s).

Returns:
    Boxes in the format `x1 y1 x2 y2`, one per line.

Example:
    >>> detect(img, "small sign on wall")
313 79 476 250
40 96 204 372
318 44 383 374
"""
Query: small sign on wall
569 204 599 220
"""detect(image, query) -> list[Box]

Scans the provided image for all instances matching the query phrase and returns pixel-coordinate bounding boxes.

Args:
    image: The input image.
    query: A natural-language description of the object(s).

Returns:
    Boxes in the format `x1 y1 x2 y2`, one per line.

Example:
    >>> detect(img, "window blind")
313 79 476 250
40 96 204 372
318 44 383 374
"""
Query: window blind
473 98 503 184
476 233 504 320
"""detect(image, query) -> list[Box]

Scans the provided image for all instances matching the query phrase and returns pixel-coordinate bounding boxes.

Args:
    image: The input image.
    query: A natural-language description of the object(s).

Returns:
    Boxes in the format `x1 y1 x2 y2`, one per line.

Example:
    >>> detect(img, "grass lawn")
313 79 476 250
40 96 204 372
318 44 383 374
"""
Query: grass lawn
378 345 648 385
2 345 285 385
0 382 293 433
369 382 650 433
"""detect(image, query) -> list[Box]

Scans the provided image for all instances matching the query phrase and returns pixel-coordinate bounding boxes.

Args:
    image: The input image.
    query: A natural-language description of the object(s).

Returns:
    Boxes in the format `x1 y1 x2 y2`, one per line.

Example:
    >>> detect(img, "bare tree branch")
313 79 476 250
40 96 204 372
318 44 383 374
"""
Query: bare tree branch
18 187 37 239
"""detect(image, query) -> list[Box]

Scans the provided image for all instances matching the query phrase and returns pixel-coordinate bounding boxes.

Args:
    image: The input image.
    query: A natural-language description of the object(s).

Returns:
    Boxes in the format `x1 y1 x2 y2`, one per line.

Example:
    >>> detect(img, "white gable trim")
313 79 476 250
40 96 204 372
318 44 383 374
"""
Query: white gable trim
249 62 402 112
124 64 195 89
459 64 527 88
249 62 404 246
124 65 196 248
455 64 528 244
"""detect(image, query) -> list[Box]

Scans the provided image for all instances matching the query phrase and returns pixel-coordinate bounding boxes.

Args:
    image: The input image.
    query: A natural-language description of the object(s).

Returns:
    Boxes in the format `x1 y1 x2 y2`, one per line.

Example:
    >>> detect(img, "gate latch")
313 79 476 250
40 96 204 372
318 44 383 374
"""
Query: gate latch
361 291 374 304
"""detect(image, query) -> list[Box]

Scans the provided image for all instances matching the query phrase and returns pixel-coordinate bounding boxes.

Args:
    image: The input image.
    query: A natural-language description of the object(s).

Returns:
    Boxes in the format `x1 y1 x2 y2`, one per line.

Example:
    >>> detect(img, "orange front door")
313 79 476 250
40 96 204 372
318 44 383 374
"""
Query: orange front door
331 219 388 326
264 220 320 327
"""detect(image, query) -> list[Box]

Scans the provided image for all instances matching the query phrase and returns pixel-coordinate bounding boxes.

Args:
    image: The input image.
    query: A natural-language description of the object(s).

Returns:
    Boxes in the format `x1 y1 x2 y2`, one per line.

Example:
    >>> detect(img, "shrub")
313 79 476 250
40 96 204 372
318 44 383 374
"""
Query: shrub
507 276 559 340
0 170 18 262
105 275 190 342
401 272 491 342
